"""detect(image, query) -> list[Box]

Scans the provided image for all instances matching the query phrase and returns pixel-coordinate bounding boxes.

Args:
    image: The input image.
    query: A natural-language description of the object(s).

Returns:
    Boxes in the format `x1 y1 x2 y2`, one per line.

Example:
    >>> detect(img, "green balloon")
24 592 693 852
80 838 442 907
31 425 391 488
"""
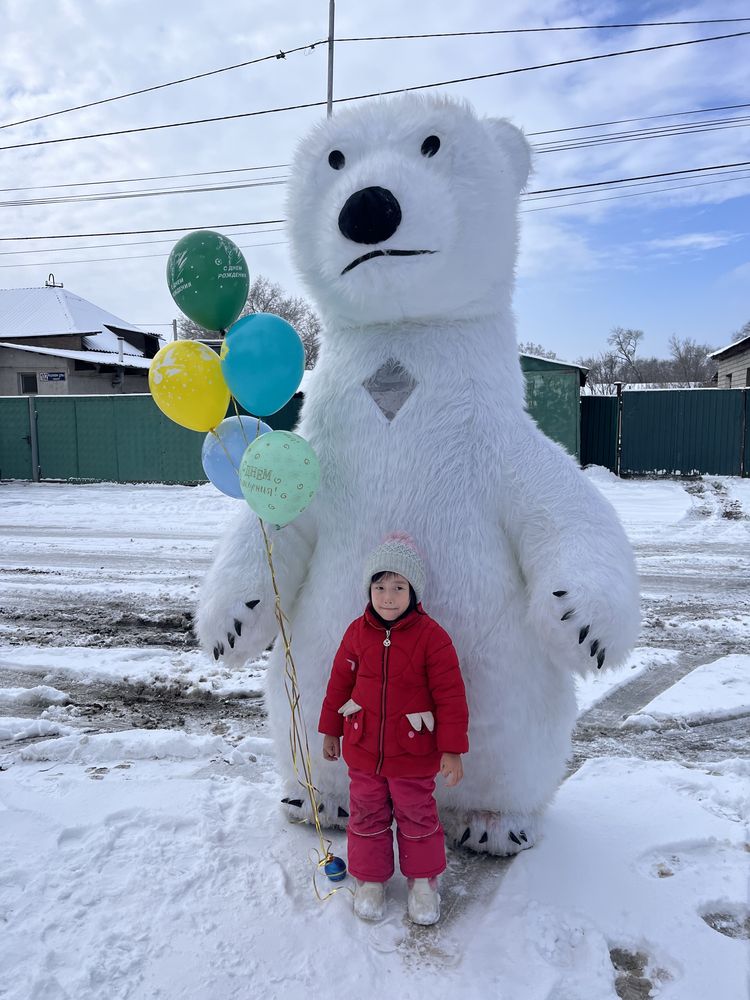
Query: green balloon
239 431 320 528
167 230 249 332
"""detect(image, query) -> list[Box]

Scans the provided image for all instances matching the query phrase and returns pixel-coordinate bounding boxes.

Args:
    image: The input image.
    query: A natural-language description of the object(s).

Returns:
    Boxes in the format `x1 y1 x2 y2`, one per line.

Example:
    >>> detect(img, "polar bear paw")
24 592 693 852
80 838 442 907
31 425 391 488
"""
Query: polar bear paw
442 809 539 856
195 593 276 668
281 791 350 831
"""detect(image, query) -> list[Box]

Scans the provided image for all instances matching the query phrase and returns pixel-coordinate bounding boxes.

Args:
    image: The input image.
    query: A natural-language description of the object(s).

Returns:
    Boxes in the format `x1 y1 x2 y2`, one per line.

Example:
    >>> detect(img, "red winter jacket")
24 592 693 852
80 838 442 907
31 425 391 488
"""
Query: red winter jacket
318 605 469 778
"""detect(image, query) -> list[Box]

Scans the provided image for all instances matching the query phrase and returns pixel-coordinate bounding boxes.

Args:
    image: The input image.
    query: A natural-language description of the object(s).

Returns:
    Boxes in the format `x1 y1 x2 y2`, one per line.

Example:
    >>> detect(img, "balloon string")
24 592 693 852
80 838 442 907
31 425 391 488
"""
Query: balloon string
210 427 236 470
257 503 351 901
217 396 348 899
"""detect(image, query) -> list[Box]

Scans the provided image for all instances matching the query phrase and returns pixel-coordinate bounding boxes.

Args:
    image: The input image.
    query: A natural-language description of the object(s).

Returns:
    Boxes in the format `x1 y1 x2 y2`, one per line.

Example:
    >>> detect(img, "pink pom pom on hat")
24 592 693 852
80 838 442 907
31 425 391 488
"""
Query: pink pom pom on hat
363 532 426 604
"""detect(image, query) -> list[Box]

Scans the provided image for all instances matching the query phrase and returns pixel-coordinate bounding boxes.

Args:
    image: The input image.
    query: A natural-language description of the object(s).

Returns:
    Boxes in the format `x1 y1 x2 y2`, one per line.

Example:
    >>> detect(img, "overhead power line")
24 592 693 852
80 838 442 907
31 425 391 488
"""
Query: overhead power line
1 110 748 210
6 169 750 269
0 41 326 133
526 159 750 195
522 172 750 212
336 18 750 41
0 240 288 269
0 176 286 210
1 30 747 153
526 101 750 136
2 20 746 136
1 159 747 247
3 101 748 196
0 220 284 241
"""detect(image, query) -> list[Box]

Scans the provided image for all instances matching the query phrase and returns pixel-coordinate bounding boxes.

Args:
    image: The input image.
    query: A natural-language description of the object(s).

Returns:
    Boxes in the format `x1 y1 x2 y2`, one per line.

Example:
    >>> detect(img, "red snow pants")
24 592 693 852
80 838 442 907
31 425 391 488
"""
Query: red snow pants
347 769 446 882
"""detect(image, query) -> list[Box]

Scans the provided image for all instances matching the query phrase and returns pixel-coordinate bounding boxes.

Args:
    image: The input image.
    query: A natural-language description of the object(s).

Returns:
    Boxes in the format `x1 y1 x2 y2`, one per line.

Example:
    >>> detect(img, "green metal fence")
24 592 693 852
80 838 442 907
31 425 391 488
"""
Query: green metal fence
2 386 747 483
0 394 303 484
581 388 748 477
580 396 619 471
620 389 746 476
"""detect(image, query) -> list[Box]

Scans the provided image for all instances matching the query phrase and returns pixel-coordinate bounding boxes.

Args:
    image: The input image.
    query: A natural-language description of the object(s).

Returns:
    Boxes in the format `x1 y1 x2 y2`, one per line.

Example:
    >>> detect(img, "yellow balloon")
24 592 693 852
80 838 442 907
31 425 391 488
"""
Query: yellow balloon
149 341 230 432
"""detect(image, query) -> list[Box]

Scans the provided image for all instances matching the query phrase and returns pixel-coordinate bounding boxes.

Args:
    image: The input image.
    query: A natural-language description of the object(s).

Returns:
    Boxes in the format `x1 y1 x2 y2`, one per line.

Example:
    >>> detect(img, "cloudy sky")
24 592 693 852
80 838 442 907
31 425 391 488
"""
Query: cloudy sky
1 0 748 362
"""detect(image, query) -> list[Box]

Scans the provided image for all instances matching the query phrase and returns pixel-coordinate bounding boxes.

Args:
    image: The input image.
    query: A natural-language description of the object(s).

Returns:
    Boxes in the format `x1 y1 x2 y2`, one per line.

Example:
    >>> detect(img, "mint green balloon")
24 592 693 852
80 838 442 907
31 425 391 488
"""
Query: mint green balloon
239 431 320 527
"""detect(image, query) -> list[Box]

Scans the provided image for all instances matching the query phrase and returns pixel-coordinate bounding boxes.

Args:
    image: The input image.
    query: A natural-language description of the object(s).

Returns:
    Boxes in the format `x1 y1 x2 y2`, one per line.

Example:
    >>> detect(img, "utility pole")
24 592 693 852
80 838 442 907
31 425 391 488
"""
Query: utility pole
172 318 178 342
326 0 335 117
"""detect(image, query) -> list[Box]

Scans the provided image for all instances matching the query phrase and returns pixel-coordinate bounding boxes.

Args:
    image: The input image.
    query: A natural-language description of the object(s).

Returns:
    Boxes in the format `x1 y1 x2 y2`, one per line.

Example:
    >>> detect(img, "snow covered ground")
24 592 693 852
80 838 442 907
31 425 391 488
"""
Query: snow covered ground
1 472 749 1000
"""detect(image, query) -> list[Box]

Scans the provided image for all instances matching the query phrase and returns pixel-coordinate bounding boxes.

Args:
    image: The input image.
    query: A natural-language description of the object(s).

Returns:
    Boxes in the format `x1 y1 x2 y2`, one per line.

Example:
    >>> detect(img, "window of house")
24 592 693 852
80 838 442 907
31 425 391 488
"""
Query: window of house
19 372 38 394
746 367 750 387
725 373 732 388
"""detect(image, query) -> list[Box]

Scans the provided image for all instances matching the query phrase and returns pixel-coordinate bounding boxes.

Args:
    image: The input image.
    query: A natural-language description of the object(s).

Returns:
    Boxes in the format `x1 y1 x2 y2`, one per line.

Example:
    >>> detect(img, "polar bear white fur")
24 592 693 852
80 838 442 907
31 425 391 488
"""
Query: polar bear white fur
196 94 640 856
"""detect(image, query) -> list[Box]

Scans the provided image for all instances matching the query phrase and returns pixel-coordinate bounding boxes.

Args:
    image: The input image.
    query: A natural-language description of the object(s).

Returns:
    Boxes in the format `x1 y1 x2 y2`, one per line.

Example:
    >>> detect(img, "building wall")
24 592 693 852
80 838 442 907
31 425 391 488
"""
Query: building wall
716 349 750 388
0 345 149 396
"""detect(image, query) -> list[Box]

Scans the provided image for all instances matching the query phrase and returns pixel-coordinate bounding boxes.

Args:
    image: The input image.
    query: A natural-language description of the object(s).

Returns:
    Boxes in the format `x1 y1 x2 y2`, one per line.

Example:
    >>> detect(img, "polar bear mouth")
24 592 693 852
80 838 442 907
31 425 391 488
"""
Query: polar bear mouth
341 249 437 276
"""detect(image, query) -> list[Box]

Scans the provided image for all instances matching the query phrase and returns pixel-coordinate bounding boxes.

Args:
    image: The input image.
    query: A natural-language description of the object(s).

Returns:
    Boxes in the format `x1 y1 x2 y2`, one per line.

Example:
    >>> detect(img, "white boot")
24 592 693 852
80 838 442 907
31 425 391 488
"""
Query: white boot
407 877 440 926
353 880 386 921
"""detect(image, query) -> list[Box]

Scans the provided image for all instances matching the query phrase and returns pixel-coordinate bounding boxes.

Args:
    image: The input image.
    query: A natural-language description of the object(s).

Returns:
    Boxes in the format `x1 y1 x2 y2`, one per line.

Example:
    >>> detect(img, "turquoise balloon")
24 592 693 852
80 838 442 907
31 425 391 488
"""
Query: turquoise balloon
221 313 304 417
239 431 320 527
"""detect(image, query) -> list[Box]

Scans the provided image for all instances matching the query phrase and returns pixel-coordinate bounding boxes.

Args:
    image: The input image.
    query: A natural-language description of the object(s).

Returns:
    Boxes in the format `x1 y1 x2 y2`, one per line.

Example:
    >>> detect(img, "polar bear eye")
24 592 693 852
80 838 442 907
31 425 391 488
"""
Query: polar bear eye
328 149 346 170
421 135 440 157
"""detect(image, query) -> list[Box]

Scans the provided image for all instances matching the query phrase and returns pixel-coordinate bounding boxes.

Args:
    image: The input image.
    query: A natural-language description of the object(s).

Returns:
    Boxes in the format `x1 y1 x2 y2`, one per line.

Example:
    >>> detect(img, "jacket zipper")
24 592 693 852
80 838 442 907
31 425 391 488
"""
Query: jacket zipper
375 628 391 773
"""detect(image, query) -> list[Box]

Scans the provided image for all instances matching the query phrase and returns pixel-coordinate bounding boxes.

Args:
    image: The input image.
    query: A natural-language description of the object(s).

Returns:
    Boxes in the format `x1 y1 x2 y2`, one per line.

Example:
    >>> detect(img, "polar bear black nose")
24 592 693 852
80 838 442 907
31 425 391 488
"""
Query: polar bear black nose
338 186 402 244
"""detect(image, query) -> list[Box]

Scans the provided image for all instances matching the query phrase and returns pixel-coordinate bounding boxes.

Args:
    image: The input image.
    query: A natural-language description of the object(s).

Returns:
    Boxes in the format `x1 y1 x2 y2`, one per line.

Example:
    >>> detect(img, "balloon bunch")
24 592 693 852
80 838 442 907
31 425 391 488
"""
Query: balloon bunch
148 231 319 525
149 231 346 895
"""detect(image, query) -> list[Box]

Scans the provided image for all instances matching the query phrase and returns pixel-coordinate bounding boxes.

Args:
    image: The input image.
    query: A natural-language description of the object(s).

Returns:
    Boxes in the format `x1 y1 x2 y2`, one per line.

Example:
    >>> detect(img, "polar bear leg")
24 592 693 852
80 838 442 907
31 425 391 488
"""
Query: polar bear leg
441 809 541 856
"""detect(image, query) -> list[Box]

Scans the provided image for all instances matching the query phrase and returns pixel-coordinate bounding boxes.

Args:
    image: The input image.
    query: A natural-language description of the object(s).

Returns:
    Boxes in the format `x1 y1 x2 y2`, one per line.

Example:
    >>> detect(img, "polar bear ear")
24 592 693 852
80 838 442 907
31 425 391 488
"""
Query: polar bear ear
483 118 532 192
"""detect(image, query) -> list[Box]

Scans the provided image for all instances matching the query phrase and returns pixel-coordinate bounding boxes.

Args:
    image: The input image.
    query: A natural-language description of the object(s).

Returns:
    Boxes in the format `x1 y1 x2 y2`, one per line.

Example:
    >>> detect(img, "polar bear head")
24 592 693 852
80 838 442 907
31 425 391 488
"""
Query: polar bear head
286 93 531 327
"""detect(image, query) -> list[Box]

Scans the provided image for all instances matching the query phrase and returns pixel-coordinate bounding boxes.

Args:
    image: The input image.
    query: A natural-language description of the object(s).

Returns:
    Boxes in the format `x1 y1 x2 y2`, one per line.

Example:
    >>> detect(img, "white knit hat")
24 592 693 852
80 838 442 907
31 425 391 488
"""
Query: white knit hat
363 532 426 604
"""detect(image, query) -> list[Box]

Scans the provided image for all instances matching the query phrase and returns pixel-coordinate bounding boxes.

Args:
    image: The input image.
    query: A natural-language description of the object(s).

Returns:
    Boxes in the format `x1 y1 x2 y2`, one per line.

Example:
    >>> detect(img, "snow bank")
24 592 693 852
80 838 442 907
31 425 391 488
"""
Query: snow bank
17 729 232 764
0 685 70 706
0 717 76 741
623 654 750 729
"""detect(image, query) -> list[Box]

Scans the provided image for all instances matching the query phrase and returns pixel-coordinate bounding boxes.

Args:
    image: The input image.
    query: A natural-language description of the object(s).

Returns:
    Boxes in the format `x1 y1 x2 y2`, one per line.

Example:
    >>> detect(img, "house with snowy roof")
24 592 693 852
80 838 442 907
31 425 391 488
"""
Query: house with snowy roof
0 279 164 396
709 333 750 389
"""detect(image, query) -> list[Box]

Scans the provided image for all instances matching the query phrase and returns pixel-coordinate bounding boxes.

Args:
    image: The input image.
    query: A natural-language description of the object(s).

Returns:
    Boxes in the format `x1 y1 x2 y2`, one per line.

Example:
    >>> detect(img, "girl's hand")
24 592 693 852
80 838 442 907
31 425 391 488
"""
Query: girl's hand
440 752 463 787
322 735 341 761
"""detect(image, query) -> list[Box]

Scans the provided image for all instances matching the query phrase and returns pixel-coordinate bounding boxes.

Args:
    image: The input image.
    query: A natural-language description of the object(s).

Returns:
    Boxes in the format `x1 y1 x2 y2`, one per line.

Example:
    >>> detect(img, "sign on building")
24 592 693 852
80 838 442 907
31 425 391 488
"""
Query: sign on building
39 372 66 382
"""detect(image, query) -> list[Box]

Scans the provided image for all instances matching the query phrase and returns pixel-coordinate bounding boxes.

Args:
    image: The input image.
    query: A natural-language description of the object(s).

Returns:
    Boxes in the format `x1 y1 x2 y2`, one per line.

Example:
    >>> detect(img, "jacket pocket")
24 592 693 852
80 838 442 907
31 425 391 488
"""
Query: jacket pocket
397 713 437 756
344 710 365 746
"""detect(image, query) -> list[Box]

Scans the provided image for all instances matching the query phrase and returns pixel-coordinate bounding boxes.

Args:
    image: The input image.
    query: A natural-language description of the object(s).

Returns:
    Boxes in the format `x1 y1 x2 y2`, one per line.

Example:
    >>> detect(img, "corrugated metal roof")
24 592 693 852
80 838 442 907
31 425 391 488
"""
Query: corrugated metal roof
0 286 148 339
0 341 151 369
82 329 142 355
709 334 750 359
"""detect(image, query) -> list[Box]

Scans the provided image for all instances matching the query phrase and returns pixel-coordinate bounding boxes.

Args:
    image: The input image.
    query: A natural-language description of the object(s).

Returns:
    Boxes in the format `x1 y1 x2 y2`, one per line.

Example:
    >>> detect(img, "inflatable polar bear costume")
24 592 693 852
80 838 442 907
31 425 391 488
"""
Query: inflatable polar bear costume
197 94 640 856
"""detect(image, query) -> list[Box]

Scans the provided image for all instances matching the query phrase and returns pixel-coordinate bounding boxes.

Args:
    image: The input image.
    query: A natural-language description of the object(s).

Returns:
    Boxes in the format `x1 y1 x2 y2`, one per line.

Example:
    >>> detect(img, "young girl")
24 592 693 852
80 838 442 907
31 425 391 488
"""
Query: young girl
319 533 469 925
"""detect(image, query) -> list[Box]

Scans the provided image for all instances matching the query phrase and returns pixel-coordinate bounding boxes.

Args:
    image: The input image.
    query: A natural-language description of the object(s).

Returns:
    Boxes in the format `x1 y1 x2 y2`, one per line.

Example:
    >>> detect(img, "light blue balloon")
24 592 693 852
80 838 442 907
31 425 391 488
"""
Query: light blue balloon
202 416 272 499
221 313 305 416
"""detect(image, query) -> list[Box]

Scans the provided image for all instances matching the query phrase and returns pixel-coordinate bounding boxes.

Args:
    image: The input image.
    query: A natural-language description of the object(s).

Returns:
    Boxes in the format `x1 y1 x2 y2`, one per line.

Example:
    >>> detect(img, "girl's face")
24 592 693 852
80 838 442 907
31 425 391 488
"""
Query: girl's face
370 573 411 621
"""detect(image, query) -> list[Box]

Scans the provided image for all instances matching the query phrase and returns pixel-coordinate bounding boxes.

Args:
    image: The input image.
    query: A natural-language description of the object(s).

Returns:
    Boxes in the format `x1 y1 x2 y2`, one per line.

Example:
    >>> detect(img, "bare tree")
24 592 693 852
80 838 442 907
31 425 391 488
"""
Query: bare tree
607 327 644 382
578 350 623 394
518 341 558 360
667 335 715 386
733 319 750 342
177 274 321 369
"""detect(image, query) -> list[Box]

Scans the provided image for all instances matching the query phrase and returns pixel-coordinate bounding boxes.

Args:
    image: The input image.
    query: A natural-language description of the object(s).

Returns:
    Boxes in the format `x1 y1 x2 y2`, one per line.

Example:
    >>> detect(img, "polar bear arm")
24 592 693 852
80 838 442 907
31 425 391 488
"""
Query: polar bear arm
501 420 641 675
318 621 360 737
425 629 470 754
195 502 317 666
